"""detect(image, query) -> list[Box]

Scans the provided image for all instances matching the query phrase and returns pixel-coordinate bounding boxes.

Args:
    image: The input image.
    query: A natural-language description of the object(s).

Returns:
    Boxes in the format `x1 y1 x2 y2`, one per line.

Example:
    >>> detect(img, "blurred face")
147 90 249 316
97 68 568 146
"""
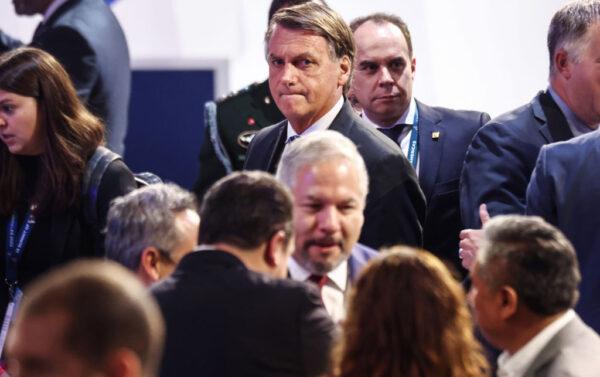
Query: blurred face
158 209 200 279
7 311 101 377
562 23 600 127
352 20 416 127
267 25 351 132
12 0 51 15
291 158 364 275
468 262 503 348
0 90 44 155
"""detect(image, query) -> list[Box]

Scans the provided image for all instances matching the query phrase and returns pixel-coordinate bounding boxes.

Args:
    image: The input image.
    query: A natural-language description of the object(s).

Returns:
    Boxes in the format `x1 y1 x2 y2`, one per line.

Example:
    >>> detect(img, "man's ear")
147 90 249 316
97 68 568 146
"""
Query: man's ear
554 49 572 79
497 285 519 320
103 348 142 377
410 56 417 76
138 247 161 284
338 55 352 87
263 230 289 268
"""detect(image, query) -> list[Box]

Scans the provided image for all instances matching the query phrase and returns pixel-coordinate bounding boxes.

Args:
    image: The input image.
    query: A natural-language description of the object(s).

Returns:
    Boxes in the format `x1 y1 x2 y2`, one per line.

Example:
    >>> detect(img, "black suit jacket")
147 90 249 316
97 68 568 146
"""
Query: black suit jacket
460 91 573 228
244 101 426 249
151 250 336 377
415 101 489 274
1 0 131 154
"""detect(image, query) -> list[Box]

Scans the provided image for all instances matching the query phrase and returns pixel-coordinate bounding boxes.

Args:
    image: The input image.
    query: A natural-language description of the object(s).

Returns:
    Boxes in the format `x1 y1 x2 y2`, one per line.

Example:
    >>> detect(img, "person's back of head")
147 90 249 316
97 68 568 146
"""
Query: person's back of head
199 171 294 277
6 259 164 377
105 183 199 286
334 247 488 377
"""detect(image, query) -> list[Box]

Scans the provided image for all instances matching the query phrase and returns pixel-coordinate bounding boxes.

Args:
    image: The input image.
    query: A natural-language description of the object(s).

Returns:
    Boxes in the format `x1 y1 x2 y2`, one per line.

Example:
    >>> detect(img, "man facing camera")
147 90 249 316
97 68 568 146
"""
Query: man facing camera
349 13 489 275
244 1 426 250
105 183 200 286
470 215 600 377
277 131 378 323
152 172 336 377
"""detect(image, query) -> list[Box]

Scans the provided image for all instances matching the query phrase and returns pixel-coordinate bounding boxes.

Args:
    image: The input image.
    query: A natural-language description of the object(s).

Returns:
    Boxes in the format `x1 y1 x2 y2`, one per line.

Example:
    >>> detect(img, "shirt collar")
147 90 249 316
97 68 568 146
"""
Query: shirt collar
497 309 576 377
363 97 416 129
42 0 69 23
288 254 348 291
286 96 344 139
548 86 595 137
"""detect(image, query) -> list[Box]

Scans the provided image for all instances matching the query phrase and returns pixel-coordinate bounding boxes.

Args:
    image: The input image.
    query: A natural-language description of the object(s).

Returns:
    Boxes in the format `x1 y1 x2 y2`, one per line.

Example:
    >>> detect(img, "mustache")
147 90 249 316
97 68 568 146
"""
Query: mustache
304 236 343 249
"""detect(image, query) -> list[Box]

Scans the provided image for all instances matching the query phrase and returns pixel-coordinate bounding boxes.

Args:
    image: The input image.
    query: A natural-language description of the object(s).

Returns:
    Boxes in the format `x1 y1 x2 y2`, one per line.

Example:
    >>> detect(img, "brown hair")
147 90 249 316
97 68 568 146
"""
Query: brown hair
0 47 104 216
265 1 355 93
14 260 164 377
334 247 488 377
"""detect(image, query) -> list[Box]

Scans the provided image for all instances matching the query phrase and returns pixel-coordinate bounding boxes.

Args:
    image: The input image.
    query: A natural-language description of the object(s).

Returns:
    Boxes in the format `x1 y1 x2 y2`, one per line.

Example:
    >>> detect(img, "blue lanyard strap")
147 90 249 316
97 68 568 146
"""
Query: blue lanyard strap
5 210 35 297
406 107 419 168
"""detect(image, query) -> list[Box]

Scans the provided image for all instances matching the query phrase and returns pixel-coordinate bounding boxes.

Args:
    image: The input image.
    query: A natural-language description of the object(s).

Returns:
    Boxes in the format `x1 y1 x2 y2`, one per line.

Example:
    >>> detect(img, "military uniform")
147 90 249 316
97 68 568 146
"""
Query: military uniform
193 79 284 201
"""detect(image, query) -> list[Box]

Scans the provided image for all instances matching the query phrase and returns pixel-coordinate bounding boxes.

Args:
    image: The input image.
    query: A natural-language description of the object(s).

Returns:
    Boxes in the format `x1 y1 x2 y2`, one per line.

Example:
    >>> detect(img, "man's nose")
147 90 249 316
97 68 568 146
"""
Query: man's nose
378 67 394 85
317 206 341 234
280 63 298 86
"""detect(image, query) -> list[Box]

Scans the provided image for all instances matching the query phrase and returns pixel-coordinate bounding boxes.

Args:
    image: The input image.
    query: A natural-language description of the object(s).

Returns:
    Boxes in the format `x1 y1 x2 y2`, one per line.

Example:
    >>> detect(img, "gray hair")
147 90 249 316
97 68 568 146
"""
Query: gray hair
105 183 198 271
477 215 580 316
548 0 600 75
276 130 369 205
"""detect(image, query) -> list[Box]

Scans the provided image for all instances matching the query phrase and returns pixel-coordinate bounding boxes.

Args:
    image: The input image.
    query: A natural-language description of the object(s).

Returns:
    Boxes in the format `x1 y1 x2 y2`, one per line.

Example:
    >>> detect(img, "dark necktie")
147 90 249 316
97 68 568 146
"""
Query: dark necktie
378 123 408 145
307 274 328 291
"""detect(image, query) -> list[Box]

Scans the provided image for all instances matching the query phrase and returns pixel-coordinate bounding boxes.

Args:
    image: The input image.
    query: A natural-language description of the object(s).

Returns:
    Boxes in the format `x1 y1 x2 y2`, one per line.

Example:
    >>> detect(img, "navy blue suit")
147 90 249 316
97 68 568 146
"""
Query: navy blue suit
347 243 379 283
460 91 574 229
415 102 489 274
245 101 426 250
0 0 130 154
527 131 600 333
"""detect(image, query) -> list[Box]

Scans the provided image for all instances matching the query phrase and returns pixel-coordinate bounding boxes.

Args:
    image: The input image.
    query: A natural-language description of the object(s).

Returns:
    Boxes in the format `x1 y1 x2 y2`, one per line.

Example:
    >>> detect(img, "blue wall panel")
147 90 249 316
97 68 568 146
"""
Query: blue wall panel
125 70 214 189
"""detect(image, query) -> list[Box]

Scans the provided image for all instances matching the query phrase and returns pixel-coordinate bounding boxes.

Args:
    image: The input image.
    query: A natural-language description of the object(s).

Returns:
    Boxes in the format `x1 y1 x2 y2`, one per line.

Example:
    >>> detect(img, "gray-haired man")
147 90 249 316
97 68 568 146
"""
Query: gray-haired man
105 183 200 286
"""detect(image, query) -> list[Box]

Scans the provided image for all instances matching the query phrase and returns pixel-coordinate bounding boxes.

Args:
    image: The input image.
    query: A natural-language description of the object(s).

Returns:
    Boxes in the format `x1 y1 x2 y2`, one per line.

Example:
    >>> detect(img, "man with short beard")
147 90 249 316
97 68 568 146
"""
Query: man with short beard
276 130 378 323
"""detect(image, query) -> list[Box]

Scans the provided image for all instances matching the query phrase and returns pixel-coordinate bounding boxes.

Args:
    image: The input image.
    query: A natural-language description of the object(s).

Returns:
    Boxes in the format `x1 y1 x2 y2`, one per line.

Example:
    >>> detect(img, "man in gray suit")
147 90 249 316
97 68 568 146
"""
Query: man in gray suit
0 0 131 154
470 215 600 377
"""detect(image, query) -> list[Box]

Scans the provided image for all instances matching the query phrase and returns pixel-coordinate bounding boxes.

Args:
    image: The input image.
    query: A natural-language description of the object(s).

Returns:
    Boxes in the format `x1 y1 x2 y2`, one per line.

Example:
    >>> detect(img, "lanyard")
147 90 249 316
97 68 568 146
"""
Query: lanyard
5 209 35 297
406 107 419 169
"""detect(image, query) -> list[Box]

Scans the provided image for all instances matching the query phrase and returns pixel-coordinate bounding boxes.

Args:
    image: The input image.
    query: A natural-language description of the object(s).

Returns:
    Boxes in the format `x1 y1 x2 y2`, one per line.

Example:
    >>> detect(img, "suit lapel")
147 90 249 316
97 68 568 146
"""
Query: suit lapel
416 101 443 201
535 91 573 143
328 101 356 134
265 122 288 173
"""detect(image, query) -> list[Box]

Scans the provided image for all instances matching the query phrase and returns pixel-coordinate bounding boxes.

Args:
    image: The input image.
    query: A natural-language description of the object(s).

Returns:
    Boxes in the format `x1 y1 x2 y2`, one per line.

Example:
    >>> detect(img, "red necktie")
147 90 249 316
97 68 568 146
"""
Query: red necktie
307 274 328 290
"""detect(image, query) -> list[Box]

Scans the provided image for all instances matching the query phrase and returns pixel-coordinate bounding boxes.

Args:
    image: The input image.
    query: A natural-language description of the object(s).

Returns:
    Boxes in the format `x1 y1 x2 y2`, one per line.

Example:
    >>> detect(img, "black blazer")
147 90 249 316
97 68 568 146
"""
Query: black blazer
244 101 426 249
460 91 574 228
0 0 131 154
151 250 337 377
416 101 489 274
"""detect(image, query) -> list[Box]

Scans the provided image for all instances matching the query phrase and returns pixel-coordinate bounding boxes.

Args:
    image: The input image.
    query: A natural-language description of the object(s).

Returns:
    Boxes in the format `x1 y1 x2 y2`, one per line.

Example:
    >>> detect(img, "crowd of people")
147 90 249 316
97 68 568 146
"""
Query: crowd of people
1 0 600 376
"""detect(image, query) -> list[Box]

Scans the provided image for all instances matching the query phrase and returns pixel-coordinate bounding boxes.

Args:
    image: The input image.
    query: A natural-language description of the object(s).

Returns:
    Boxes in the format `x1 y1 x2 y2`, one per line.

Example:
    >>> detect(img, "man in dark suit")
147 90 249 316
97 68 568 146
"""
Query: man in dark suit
276 131 378 322
460 1 600 230
470 215 600 377
527 131 600 333
0 0 131 154
349 13 489 276
244 2 425 250
152 171 336 377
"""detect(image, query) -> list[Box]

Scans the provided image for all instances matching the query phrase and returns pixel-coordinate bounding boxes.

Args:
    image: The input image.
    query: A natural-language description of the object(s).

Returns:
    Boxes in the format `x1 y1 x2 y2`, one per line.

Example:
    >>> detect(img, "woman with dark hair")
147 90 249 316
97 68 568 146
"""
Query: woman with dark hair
333 247 489 377
0 47 135 313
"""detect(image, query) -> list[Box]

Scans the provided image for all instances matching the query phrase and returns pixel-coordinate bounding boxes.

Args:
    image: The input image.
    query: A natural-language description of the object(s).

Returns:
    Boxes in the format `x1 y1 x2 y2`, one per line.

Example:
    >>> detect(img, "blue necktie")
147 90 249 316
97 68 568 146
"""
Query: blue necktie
286 134 301 144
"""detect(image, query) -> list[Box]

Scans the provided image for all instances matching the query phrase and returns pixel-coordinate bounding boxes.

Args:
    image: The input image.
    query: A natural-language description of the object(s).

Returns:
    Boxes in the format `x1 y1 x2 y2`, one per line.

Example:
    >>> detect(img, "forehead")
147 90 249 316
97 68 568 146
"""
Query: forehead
9 310 69 357
293 158 362 200
268 25 331 57
354 20 410 58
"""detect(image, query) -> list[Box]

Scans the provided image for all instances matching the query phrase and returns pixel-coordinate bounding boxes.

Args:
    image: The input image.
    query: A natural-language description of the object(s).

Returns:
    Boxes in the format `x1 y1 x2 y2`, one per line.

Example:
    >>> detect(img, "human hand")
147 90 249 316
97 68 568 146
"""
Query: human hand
458 204 490 271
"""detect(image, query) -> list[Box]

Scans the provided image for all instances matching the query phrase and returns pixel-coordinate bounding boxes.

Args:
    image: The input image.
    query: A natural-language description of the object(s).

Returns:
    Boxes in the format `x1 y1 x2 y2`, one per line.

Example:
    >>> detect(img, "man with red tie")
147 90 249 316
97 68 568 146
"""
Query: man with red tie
276 130 378 323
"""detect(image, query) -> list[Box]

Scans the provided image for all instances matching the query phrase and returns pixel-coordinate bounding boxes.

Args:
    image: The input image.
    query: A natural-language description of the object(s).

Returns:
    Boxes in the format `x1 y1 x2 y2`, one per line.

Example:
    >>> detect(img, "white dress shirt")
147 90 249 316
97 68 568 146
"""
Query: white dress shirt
363 97 420 174
497 309 576 377
285 96 344 141
288 256 348 324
